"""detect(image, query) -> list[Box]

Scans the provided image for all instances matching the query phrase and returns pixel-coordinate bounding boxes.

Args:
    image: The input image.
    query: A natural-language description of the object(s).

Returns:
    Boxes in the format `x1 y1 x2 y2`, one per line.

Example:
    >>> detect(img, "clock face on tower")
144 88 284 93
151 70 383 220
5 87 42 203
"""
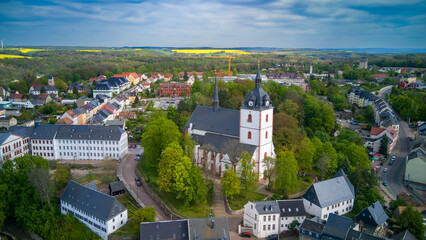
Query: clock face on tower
248 100 254 107
265 101 270 107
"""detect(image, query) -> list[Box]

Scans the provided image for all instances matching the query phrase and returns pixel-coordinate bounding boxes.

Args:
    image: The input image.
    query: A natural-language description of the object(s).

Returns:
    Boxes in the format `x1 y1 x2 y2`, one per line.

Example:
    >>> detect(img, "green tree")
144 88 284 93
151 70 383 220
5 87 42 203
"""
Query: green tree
363 105 375 123
183 70 189 81
53 165 70 191
222 169 240 202
158 142 185 191
397 206 425 239
141 112 182 167
296 137 315 170
379 136 389 156
274 151 299 196
182 134 195 161
133 207 156 223
238 152 257 196
40 86 46 94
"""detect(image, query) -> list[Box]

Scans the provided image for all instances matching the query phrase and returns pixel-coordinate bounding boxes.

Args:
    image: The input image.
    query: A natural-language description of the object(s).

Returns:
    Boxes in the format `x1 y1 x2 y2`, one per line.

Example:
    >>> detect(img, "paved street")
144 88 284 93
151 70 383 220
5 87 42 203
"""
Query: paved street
376 85 412 199
120 145 168 221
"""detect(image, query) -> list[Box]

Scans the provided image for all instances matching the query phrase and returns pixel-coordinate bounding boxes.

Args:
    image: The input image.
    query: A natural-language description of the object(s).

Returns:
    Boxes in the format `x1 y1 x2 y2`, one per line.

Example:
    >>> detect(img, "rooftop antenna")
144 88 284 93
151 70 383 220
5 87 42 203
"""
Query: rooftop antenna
0 39 4 50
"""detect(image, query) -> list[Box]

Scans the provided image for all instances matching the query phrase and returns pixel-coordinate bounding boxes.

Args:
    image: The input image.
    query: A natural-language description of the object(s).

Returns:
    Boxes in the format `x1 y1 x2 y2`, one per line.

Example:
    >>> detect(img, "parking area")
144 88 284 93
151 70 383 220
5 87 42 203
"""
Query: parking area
152 99 181 110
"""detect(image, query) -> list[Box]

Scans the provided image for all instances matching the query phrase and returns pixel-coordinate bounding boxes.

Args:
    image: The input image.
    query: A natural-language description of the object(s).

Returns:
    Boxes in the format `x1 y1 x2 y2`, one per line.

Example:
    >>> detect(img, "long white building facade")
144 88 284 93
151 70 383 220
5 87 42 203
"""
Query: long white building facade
9 124 128 161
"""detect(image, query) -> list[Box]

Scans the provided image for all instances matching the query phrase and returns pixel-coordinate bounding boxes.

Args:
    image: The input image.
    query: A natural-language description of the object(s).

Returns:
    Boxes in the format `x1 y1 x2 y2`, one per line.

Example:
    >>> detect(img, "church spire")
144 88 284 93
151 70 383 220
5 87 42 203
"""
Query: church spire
212 70 219 112
255 60 262 86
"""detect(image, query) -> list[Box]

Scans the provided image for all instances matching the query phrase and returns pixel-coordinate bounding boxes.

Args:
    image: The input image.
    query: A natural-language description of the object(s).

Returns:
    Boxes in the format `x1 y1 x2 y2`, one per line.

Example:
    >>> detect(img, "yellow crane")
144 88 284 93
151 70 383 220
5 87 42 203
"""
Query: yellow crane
206 56 235 76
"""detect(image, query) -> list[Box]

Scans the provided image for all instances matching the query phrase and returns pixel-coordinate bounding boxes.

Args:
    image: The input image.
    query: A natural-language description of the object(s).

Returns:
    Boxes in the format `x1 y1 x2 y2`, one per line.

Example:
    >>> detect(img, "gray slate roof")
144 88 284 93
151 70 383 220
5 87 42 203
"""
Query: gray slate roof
188 217 229 240
355 201 388 227
31 124 59 139
254 201 280 215
185 106 240 137
0 133 12 145
322 214 354 240
109 181 125 193
303 176 355 208
392 230 419 240
277 199 306 217
9 126 34 139
332 168 355 196
55 125 125 141
61 181 126 222
195 133 256 156
299 218 325 234
346 229 386 240
140 219 188 240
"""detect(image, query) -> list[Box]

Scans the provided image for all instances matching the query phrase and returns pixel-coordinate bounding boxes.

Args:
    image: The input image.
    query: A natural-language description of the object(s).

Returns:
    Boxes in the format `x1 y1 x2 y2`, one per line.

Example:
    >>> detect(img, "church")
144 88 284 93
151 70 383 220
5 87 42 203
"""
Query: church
184 66 276 179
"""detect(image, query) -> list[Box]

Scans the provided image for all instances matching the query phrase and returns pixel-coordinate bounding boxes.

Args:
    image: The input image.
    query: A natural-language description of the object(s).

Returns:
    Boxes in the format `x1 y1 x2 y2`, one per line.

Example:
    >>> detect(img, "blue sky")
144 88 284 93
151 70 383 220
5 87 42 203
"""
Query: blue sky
0 0 425 48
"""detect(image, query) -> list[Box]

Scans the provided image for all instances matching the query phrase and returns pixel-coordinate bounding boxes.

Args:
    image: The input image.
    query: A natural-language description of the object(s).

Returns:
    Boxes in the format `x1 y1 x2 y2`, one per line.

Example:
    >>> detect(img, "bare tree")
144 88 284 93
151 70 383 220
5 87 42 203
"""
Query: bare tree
200 143 217 172
28 166 52 207
263 157 275 190
318 154 331 181
222 139 245 171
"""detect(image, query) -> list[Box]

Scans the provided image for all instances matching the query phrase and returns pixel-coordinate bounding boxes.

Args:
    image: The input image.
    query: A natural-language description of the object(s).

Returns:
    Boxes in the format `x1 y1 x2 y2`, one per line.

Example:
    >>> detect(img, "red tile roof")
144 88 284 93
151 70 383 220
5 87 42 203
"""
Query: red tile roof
370 127 386 136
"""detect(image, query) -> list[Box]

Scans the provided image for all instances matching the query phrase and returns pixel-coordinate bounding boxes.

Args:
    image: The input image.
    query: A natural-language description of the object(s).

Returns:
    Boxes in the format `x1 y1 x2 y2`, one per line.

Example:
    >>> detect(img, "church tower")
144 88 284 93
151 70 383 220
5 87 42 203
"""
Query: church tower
48 74 54 86
239 63 274 177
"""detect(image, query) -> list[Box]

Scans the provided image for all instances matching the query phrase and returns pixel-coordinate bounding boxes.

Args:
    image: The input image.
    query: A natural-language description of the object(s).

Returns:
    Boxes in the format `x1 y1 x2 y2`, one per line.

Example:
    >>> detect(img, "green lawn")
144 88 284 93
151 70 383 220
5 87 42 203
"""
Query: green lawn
139 161 213 218
112 193 141 236
228 192 267 210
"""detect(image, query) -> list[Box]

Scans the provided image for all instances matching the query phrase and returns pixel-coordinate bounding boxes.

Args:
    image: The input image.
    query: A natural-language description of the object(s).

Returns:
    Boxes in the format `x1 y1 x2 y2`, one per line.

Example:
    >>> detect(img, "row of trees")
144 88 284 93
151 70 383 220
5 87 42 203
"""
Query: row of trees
0 155 98 239
390 87 426 122
141 111 208 206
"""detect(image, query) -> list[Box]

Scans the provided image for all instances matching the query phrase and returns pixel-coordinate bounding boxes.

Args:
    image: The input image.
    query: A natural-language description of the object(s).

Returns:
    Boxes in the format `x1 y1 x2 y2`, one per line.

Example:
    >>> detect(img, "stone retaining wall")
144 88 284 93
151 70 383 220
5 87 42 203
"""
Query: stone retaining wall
135 170 184 220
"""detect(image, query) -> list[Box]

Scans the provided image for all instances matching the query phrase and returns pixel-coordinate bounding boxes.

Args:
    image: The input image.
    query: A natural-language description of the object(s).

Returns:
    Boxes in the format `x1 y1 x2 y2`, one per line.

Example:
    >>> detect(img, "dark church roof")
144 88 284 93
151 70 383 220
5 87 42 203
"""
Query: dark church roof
194 133 256 156
185 106 240 137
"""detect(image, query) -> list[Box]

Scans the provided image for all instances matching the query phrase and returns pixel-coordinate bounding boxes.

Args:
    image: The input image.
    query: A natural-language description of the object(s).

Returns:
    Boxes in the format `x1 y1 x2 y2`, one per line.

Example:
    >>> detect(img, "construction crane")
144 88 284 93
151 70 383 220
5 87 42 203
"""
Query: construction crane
206 56 235 76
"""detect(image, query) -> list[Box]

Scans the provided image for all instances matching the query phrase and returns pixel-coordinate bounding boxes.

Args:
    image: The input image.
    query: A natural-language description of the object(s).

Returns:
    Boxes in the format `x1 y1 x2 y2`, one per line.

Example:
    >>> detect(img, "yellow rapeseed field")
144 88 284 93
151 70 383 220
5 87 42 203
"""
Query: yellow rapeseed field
8 48 44 53
172 49 249 54
0 54 32 59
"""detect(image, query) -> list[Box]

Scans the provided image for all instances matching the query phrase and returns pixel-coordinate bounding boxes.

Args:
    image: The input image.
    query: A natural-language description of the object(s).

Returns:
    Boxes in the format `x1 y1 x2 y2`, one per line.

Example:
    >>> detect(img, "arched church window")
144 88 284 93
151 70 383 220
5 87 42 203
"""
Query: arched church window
265 131 268 139
248 114 252 122
248 131 252 139
266 114 269 122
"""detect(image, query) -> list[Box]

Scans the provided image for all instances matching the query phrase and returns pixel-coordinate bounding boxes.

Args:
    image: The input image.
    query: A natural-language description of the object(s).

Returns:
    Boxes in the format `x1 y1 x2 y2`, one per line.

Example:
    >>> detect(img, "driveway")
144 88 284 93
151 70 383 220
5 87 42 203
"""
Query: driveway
121 145 168 221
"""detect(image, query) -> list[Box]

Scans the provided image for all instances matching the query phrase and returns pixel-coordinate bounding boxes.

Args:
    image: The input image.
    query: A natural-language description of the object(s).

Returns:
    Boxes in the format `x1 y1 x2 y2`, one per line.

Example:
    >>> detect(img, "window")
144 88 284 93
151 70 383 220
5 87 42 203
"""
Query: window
268 225 270 230
263 225 266 231
255 214 257 220
248 114 252 122
248 131 252 139
266 114 269 122
324 214 327 219
263 216 266 221
272 224 275 230
268 216 271 221
273 215 275 221
254 223 256 229
265 131 268 139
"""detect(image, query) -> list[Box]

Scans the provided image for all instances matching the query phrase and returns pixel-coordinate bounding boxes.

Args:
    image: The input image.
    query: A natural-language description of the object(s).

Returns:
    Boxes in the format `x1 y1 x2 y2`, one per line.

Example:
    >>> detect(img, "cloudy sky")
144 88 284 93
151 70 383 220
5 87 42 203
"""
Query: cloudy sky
0 0 425 48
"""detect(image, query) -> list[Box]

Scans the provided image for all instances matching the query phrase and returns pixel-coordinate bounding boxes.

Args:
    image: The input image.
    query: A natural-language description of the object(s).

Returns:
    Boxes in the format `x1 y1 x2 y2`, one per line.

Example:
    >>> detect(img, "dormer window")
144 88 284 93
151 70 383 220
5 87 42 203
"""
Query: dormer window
248 114 252 122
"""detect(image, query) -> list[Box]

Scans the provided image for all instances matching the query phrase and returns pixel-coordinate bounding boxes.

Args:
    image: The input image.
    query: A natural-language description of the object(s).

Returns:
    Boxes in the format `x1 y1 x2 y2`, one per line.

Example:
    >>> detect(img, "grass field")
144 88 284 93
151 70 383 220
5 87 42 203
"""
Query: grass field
228 192 267 210
171 49 249 54
0 54 32 59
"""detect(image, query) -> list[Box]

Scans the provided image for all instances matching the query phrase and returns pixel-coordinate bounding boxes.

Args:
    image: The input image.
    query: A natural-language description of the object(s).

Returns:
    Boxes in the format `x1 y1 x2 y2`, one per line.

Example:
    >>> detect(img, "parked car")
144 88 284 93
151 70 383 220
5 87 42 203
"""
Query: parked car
136 180 141 186
133 145 137 149
135 157 140 161
383 168 388 173
128 144 133 148
388 159 395 166
136 153 142 157
383 181 388 186
267 234 279 240
240 232 251 238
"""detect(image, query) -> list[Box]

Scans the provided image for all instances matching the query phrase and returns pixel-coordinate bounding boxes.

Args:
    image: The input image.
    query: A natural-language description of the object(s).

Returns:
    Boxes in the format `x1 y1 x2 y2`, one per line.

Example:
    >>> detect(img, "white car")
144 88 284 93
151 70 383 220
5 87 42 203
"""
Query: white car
383 168 388 173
